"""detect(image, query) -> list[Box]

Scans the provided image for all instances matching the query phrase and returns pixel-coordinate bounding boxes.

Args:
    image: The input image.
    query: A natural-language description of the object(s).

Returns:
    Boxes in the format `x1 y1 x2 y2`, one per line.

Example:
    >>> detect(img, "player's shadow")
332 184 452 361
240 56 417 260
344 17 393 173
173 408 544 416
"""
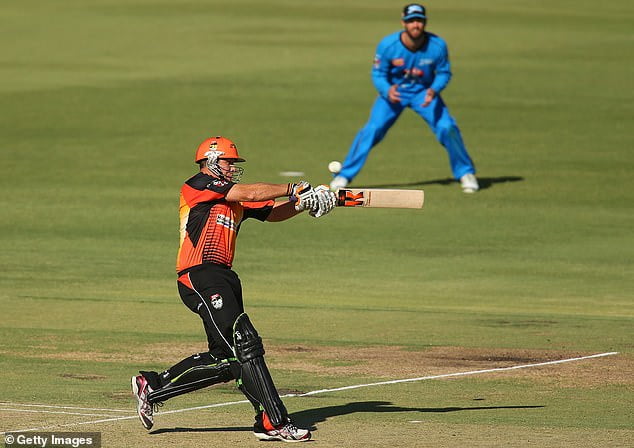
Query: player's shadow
149 400 543 434
292 400 543 430
150 425 252 434
362 175 523 191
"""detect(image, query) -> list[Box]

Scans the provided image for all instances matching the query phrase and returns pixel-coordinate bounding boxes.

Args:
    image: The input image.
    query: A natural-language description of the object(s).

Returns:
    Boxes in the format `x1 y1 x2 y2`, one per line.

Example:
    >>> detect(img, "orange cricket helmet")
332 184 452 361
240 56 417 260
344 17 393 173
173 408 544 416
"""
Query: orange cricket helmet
194 136 245 163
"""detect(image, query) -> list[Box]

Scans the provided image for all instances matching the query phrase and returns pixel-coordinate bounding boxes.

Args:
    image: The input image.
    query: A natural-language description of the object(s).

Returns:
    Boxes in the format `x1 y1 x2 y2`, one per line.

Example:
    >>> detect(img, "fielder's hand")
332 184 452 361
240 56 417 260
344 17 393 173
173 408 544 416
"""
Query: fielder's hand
388 84 401 104
421 88 436 107
309 185 337 218
290 181 317 212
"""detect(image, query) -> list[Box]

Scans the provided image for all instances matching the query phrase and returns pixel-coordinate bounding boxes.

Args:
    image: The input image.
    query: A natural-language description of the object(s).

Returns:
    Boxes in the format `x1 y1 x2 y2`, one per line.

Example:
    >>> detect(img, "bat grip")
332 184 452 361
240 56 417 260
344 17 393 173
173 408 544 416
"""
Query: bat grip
336 190 347 207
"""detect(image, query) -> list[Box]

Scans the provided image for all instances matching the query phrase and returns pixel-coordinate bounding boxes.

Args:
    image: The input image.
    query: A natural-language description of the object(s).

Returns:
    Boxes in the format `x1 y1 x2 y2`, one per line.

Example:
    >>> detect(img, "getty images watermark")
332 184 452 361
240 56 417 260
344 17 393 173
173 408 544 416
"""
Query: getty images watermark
4 432 100 448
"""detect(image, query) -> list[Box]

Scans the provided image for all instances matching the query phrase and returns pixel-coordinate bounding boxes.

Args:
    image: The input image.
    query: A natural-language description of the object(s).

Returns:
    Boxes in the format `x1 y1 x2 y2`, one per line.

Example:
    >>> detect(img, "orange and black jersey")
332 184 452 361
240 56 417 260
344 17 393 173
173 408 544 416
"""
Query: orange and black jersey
176 172 274 274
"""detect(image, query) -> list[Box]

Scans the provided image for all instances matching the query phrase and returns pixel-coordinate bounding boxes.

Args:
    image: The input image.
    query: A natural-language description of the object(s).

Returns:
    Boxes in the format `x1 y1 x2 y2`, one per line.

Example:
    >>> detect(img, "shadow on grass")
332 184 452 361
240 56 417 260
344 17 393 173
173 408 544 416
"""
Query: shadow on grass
150 400 543 434
359 175 523 191
291 401 543 430
151 426 252 434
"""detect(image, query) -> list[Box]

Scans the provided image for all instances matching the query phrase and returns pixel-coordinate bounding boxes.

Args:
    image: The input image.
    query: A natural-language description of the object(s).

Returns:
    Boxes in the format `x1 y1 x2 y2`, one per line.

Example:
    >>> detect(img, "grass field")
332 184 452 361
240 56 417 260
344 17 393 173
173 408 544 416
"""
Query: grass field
1 0 633 446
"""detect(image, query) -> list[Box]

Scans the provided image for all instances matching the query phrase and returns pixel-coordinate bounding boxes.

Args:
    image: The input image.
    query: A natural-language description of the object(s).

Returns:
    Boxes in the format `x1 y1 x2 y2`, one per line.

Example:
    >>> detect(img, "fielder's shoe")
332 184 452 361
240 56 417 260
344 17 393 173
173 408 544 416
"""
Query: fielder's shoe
330 175 349 191
253 412 311 443
460 173 479 193
131 374 154 430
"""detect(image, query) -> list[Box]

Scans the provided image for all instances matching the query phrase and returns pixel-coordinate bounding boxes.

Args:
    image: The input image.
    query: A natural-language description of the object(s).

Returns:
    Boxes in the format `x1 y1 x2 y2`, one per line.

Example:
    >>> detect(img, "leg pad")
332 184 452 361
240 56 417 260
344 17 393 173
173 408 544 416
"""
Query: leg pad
233 313 287 426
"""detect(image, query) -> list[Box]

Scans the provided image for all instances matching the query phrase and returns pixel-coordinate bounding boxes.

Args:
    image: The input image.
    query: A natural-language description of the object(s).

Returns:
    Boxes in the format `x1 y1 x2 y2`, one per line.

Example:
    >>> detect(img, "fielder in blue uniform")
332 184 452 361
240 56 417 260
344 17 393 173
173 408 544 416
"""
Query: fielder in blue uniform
330 3 479 193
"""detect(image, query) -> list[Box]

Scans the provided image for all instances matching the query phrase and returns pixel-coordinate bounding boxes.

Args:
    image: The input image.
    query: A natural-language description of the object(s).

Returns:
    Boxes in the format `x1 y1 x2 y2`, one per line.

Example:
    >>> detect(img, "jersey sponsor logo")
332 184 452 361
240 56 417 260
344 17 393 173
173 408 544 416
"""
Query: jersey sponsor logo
211 179 228 187
391 58 405 67
216 214 236 231
373 54 381 69
210 293 223 310
418 59 433 66
404 68 425 78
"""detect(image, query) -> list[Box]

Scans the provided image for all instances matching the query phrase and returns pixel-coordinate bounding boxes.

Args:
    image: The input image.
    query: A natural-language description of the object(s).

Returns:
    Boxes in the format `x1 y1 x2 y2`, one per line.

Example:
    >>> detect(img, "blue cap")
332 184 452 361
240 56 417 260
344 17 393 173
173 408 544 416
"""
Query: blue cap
402 3 427 21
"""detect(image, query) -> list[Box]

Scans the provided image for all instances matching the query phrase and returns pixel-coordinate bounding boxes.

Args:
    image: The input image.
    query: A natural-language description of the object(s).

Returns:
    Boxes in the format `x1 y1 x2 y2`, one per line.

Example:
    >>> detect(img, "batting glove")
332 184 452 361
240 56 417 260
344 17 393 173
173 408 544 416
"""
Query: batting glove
309 185 337 218
289 181 317 212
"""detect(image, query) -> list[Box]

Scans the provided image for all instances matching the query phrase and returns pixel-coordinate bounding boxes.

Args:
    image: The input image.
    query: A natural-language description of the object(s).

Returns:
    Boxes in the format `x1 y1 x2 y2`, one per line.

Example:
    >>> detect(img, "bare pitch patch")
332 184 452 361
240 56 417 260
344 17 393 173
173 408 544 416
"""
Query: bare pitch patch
16 343 631 388
1 351 621 439
269 345 632 388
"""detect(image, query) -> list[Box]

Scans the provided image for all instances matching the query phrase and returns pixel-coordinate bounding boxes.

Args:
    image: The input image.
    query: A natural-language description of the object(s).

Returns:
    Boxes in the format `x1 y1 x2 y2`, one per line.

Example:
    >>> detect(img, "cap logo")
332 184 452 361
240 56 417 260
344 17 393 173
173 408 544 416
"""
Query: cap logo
406 5 423 15
402 3 426 20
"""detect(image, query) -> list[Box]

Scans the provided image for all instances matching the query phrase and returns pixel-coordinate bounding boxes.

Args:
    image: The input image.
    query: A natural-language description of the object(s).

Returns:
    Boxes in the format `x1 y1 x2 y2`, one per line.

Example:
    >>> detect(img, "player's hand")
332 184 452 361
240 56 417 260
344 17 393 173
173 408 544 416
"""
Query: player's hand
290 181 317 212
309 185 337 218
421 88 436 107
388 85 401 103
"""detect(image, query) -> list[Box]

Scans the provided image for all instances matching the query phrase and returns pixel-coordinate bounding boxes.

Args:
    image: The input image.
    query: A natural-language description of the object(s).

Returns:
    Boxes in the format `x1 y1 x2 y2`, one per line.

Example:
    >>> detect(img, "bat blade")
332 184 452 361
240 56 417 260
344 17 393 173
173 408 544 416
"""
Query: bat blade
336 188 424 209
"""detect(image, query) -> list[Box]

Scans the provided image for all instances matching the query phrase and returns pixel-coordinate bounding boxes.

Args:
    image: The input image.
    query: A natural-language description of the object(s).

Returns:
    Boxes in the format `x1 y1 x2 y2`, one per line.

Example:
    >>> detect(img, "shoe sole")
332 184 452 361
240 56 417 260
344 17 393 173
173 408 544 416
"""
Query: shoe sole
254 432 311 443
131 376 153 430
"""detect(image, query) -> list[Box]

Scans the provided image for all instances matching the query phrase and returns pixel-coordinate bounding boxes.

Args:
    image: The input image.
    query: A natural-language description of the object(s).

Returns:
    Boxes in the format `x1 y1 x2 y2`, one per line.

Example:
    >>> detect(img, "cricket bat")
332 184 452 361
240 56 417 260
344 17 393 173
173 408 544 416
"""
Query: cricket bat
336 188 424 209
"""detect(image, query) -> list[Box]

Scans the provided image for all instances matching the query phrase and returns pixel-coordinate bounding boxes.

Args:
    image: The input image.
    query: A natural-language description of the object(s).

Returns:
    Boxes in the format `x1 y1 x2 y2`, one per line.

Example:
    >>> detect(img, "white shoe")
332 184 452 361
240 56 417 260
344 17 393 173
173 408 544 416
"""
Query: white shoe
460 173 479 193
131 375 154 430
330 175 348 191
253 413 311 443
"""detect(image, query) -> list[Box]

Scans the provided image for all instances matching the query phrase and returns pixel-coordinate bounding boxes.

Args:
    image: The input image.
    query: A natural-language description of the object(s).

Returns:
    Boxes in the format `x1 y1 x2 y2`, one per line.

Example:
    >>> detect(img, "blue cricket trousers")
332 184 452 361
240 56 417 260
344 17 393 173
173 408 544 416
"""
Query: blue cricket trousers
339 89 476 182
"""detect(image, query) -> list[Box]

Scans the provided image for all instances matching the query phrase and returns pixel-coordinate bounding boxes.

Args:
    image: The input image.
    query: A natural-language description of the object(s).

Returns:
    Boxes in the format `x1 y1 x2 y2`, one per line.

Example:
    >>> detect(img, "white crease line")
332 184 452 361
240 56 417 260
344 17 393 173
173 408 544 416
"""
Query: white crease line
292 351 620 396
0 402 132 413
1 416 140 435
0 351 618 435
0 408 122 417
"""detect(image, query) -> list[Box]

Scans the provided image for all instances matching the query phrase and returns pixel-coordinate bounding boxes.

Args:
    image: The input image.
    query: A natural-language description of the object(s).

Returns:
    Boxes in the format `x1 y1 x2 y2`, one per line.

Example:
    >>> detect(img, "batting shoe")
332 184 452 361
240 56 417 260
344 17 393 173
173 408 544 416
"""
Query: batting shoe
253 412 311 443
131 375 154 430
460 173 479 193
330 175 349 191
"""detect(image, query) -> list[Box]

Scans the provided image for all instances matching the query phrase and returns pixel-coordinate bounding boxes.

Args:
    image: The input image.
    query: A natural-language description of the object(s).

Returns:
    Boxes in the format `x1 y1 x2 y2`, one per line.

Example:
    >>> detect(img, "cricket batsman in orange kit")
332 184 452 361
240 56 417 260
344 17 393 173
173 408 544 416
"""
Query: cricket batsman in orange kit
131 136 336 442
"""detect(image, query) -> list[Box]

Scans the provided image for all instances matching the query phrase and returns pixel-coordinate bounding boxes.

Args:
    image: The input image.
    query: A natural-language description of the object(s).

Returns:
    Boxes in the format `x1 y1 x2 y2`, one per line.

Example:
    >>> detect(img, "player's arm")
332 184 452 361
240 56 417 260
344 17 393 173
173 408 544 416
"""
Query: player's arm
225 183 293 203
267 185 337 221
371 40 394 99
265 201 302 222
429 40 452 94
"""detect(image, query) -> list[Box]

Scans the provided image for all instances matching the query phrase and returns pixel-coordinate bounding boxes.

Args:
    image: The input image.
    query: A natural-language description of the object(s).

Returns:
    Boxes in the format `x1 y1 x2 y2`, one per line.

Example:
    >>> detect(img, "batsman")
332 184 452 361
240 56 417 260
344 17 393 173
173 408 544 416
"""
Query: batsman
131 136 336 442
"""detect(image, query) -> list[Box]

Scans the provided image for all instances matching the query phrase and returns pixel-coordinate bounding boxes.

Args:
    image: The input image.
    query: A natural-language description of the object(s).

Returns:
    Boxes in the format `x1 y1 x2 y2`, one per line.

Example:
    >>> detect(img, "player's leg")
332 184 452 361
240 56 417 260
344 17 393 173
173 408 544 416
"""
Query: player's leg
187 269 308 440
233 312 311 442
131 267 241 430
411 92 478 190
232 312 287 424
334 96 403 188
144 352 234 403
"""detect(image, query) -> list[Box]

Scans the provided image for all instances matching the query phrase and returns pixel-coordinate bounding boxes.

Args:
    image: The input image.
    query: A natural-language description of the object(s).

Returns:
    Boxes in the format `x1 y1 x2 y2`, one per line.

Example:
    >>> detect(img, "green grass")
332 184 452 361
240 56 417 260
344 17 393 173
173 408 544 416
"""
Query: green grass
1 0 633 446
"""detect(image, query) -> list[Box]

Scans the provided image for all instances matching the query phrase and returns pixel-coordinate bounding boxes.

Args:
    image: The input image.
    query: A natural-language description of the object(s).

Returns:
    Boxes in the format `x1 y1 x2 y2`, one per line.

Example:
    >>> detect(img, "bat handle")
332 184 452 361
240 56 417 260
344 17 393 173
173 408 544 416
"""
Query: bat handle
336 190 347 207
336 189 365 207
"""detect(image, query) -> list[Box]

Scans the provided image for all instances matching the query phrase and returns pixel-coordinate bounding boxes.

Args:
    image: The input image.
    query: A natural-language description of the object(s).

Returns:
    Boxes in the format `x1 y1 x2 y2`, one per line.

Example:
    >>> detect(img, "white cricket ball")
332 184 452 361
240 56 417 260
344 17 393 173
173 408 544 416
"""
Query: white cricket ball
328 160 342 174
